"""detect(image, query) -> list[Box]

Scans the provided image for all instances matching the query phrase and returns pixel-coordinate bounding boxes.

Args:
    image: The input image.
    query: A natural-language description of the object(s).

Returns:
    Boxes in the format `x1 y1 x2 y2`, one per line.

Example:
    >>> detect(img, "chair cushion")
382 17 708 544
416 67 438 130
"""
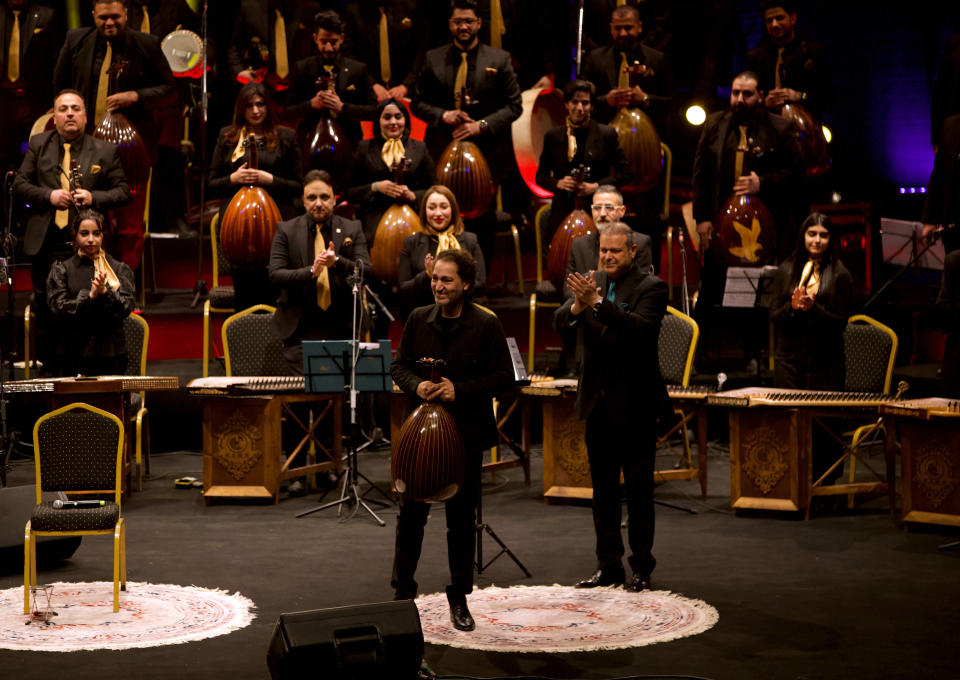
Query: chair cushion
658 315 693 385
844 324 892 393
31 501 120 532
209 286 236 309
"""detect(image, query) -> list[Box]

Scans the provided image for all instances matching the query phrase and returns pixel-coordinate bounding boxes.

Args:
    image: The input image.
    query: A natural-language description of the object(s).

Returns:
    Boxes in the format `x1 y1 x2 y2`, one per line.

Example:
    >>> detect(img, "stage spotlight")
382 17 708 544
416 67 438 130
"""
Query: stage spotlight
686 105 706 126
822 125 833 143
267 600 423 680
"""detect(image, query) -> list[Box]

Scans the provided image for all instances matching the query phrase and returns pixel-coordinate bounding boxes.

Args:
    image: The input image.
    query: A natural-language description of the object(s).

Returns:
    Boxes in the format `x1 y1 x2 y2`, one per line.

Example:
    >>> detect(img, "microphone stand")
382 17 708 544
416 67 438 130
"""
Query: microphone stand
354 283 393 452
190 0 209 308
296 262 392 524
0 171 19 486
677 223 691 317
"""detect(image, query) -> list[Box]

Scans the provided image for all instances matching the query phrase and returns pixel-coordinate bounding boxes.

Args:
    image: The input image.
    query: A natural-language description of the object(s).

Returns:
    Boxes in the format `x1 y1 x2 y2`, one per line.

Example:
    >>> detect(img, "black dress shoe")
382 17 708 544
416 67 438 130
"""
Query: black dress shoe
625 573 651 592
574 568 625 588
448 601 475 631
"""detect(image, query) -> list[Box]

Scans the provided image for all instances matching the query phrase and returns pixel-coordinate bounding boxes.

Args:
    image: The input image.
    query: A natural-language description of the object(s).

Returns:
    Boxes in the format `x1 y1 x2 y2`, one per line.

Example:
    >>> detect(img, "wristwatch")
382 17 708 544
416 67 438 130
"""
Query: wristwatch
478 119 489 132
592 299 603 313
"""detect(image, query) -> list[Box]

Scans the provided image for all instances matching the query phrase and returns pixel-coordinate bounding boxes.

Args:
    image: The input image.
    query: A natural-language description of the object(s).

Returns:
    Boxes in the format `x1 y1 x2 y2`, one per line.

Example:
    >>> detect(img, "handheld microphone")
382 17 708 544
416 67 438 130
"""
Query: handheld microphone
52 499 106 509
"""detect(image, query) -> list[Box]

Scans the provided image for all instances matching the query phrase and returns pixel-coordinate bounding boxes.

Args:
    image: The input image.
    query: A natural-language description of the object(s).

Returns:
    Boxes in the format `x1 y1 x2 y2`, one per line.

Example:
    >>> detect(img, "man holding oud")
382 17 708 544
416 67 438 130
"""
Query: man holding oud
13 90 130 376
390 248 513 631
268 169 371 375
556 222 667 592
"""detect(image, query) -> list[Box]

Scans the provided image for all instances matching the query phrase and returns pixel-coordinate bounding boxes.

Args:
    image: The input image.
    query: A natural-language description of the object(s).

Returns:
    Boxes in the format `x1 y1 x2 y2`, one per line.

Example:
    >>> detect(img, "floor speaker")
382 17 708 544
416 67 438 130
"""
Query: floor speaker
267 599 423 680
0 485 82 574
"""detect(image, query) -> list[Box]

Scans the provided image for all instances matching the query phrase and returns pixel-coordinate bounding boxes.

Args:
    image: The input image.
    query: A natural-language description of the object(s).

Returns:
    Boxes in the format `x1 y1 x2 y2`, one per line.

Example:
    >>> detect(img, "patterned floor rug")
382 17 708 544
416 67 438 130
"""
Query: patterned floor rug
416 585 718 653
0 581 256 651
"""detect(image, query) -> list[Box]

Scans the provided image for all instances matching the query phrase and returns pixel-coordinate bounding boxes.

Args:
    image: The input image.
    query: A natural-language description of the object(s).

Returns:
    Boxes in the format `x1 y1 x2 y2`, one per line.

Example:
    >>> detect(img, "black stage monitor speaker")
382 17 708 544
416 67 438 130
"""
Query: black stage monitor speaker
0 486 82 574
267 599 423 680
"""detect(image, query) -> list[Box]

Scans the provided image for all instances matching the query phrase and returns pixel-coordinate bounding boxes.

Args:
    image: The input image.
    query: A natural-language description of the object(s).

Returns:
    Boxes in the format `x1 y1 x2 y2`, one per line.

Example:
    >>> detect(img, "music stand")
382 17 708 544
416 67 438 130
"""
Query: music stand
296 340 394 525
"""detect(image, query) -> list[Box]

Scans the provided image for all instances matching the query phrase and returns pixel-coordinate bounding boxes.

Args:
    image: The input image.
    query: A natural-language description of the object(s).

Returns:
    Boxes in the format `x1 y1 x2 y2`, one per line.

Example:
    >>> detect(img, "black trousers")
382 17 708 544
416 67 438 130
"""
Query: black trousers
584 400 657 577
391 448 482 599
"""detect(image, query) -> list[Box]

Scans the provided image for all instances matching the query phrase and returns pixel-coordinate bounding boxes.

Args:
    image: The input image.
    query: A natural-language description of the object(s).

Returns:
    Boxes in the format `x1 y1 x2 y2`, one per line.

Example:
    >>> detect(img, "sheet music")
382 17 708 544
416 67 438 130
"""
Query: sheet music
722 266 777 308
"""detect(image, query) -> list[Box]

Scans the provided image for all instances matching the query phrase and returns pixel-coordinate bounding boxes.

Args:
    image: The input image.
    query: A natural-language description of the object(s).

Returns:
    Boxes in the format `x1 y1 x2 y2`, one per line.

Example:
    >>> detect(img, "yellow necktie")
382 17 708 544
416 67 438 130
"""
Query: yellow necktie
454 51 468 109
437 231 460 252
378 6 391 84
56 143 71 229
381 138 405 168
141 7 150 34
734 125 747 181
322 63 334 89
274 9 289 79
804 261 820 296
774 47 784 89
94 41 113 127
314 229 332 310
616 0 627 6
618 52 629 89
7 10 20 82
94 251 121 291
489 0 505 49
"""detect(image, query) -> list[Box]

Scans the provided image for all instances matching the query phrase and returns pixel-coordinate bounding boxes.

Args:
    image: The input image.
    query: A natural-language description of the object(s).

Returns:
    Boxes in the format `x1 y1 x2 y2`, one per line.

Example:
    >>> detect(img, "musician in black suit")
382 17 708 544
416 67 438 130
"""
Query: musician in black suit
227 0 298 96
536 79 630 238
53 0 177 158
127 0 198 38
556 222 667 592
581 4 671 130
390 248 513 631
285 9 378 155
343 0 425 101
13 90 130 374
923 113 960 255
344 97 435 245
0 1 64 173
268 169 372 374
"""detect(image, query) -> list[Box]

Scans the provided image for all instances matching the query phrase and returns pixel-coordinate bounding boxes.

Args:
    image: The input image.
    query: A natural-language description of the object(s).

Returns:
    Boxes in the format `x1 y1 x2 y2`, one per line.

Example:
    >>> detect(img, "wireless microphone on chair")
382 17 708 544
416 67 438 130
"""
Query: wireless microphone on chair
52 499 106 509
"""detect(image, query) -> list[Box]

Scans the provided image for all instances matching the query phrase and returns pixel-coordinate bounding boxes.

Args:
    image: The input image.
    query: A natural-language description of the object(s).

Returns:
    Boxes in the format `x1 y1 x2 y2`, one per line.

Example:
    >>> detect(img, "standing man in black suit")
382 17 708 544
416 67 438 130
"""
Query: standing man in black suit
567 188 653 286
390 248 513 631
536 79 630 239
343 0 425 102
268 169 372 374
227 0 297 98
556 222 667 592
14 90 130 375
285 9 378 159
411 0 521 269
923 113 960 256
0 0 64 173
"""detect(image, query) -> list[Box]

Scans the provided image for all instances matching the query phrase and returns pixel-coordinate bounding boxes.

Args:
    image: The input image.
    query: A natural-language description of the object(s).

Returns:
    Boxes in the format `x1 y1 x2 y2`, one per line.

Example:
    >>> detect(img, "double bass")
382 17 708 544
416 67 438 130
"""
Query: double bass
436 88 494 219
392 358 465 502
371 157 421 286
545 164 595 286
301 68 352 173
219 135 281 269
609 62 663 193
713 133 776 267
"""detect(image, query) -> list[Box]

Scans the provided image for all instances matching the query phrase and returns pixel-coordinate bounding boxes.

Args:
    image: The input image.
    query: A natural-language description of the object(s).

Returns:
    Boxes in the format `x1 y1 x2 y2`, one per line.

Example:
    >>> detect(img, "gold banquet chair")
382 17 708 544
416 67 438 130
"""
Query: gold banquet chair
24 403 126 614
122 313 151 491
202 213 238 377
654 306 700 482
221 304 288 377
527 204 562 372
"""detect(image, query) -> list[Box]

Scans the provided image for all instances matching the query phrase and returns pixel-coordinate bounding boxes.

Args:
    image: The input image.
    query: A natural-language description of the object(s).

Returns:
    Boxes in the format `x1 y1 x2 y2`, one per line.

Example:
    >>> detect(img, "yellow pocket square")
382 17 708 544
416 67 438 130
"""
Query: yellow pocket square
485 67 498 74
91 164 102 175
346 84 356 91
34 27 44 33
343 237 353 247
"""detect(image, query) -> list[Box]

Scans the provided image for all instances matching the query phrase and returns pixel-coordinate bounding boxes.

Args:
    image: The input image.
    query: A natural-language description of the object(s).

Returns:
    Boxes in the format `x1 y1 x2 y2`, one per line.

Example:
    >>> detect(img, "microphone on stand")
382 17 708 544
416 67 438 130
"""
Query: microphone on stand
53 499 106 509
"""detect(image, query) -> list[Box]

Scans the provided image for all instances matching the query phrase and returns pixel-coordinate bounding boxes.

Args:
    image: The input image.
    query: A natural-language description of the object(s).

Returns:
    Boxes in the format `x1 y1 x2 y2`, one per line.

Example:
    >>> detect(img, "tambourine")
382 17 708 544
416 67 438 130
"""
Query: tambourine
161 30 204 79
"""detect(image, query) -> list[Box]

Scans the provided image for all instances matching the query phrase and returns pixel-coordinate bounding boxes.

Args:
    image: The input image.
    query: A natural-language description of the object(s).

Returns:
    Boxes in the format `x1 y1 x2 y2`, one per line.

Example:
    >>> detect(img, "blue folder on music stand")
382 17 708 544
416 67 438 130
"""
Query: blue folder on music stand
301 340 393 393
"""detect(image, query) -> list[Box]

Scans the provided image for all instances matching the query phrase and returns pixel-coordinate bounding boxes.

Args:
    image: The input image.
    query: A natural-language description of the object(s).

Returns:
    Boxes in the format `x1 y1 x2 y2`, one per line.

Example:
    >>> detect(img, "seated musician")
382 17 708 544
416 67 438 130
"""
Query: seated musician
769 212 852 488
46 210 135 377
208 81 302 310
344 97 436 247
396 185 485 318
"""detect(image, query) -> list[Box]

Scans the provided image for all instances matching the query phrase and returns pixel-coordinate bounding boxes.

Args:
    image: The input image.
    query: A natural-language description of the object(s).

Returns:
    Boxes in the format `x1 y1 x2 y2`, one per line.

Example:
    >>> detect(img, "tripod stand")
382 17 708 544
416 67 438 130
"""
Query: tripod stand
474 483 530 577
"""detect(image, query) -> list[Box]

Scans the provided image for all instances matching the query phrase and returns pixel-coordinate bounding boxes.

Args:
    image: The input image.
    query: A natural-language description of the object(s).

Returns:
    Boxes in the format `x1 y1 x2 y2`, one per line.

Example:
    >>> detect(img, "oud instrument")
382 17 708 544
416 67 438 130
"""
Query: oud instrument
392 358 465 502
775 43 830 177
302 69 352 174
371 157 420 286
609 62 663 192
219 135 281 269
546 163 594 285
436 87 494 219
713 135 776 267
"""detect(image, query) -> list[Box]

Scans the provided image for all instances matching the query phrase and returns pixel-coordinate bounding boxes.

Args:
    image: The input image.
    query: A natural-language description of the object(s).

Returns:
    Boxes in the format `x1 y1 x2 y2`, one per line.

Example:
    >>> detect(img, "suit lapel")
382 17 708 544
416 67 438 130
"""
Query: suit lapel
21 9 41 55
715 112 731 176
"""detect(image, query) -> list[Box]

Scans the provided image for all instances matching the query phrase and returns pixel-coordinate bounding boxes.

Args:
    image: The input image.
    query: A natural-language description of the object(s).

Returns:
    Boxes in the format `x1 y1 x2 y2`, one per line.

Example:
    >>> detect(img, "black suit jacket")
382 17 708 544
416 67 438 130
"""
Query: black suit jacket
285 53 378 147
397 231 486 312
391 301 514 450
691 108 802 224
128 0 199 38
53 26 177 152
227 0 299 83
555 263 668 420
268 213 372 341
746 37 834 120
923 113 960 254
536 120 631 225
565 229 653 293
0 4 63 110
343 0 425 90
13 131 131 255
411 42 522 167
582 42 671 128
345 137 436 242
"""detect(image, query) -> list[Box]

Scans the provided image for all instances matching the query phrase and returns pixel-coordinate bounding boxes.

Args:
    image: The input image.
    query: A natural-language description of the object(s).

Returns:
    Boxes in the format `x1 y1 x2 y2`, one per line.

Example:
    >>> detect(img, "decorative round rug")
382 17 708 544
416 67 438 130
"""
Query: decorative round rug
0 582 256 652
415 585 718 653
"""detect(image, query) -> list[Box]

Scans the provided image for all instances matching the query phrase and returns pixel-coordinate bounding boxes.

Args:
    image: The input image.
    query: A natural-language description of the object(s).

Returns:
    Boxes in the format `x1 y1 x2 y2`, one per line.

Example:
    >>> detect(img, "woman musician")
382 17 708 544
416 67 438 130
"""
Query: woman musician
46 210 136 377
